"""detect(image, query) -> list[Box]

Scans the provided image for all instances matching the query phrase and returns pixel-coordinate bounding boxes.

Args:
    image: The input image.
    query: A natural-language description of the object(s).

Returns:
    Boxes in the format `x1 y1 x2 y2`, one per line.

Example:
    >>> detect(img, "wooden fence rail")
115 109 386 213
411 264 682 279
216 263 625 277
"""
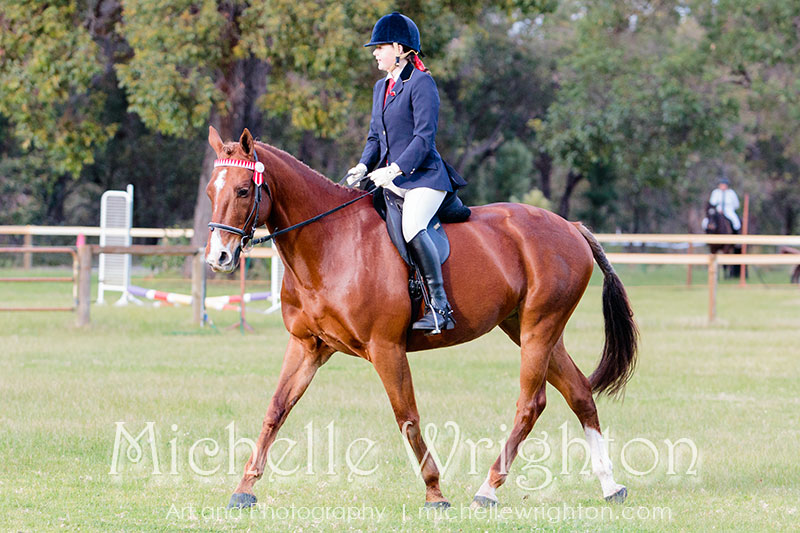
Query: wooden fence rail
0 246 79 312
606 253 800 322
75 245 206 327
3 227 800 325
4 226 800 246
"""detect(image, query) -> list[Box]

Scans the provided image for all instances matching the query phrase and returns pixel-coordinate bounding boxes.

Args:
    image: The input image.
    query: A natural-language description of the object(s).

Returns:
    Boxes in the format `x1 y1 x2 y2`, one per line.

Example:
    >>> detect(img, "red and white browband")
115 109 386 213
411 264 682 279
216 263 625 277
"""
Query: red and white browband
214 158 265 186
208 156 268 248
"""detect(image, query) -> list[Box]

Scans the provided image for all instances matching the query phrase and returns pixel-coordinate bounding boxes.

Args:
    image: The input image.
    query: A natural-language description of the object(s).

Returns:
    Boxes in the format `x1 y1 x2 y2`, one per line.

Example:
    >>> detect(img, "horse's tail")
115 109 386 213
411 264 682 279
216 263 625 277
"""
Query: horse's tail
574 223 639 398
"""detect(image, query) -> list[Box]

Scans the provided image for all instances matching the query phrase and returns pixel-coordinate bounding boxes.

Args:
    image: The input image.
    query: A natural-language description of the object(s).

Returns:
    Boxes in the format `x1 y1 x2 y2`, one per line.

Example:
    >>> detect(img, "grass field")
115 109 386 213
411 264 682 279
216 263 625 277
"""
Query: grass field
1 264 799 531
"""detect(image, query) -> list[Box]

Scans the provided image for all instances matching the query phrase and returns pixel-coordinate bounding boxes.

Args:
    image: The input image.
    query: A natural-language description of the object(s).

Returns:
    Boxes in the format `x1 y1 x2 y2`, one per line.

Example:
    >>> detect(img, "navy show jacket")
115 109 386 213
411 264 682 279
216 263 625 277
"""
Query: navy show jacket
359 62 466 192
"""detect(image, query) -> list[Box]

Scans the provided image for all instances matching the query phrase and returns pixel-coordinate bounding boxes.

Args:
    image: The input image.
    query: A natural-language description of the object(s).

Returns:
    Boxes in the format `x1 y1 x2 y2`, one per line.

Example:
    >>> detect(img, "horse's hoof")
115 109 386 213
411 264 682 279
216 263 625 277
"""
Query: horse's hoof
470 495 498 509
423 500 451 509
604 486 627 504
227 492 257 509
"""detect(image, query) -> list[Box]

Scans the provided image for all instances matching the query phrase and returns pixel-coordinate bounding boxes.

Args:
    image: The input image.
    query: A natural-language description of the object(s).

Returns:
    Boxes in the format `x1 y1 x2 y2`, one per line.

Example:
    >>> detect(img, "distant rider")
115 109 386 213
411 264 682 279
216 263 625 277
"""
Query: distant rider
703 178 741 233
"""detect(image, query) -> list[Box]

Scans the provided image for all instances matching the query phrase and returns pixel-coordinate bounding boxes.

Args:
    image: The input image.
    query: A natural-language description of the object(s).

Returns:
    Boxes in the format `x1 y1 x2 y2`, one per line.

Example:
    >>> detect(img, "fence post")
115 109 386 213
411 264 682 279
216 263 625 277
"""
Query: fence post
739 193 749 287
707 254 718 323
23 233 32 269
77 245 92 327
191 251 205 325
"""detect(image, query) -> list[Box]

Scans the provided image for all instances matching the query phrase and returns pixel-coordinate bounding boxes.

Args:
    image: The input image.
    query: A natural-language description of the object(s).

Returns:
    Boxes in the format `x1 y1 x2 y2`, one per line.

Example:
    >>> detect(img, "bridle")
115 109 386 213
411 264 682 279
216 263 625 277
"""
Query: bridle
208 151 375 259
207 151 271 256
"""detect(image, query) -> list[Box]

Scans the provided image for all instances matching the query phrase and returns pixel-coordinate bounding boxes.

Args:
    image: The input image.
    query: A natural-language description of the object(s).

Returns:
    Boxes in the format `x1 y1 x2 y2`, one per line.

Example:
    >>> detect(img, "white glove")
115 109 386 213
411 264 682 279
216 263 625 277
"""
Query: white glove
345 163 368 186
369 163 402 187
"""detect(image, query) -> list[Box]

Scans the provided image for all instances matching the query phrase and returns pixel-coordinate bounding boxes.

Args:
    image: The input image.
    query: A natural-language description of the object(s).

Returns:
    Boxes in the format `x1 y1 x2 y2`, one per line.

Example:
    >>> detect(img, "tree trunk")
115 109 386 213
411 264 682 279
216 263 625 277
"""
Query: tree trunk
453 123 505 176
785 205 797 235
190 110 236 251
45 174 71 225
184 56 268 276
558 170 583 219
184 112 231 277
190 138 219 249
534 151 553 199
189 58 268 250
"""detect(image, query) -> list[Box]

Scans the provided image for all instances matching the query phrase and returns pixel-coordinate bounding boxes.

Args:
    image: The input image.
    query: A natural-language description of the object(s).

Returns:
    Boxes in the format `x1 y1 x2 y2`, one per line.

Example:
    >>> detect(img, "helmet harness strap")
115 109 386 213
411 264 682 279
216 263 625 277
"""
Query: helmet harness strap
390 42 426 73
391 42 413 71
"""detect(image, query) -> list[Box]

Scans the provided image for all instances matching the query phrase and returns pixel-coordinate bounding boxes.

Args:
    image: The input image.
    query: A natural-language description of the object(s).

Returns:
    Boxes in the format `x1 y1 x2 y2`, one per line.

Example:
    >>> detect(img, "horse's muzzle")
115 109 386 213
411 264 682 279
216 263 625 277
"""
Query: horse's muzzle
206 231 240 272
207 252 236 273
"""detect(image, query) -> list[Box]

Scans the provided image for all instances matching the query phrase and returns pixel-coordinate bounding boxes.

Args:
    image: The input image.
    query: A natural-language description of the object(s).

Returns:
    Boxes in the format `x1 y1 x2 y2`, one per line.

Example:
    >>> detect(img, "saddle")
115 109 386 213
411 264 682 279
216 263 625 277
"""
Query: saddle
355 177 471 322
373 188 471 265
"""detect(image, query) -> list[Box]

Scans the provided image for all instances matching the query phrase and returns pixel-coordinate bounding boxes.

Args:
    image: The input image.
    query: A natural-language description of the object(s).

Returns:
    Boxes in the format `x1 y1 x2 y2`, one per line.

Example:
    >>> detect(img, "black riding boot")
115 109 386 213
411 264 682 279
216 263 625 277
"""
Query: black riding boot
407 230 455 334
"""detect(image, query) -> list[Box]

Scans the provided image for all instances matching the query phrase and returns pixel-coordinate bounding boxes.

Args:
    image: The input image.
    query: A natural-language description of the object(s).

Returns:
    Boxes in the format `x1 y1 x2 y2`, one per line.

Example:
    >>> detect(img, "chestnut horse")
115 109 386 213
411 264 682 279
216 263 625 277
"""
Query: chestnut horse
205 127 638 510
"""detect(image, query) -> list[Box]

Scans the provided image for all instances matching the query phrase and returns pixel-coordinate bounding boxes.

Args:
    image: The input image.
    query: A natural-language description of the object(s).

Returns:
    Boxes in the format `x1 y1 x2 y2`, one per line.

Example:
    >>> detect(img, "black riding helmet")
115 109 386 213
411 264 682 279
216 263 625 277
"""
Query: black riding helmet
364 12 422 54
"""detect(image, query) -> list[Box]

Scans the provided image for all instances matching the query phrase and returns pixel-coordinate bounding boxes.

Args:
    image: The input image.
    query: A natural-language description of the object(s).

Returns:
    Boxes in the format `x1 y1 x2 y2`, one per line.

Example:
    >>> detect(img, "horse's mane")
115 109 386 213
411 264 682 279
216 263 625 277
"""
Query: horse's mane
255 141 362 199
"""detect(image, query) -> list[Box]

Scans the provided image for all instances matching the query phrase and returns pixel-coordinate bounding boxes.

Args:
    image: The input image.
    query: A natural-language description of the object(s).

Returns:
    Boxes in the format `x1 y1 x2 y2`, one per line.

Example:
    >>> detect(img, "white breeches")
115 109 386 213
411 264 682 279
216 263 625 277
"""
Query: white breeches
722 209 741 230
386 184 446 242
702 211 741 231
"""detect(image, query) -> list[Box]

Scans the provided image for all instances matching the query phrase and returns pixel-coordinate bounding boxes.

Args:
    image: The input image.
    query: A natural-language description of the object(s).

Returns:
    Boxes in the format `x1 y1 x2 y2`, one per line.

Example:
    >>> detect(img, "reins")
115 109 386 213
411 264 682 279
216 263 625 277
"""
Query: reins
209 153 376 254
250 189 375 247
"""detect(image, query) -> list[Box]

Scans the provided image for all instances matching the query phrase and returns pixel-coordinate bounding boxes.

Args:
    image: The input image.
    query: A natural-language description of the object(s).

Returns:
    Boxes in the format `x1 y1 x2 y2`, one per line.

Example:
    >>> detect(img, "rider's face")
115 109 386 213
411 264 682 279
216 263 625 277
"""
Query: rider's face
373 44 396 72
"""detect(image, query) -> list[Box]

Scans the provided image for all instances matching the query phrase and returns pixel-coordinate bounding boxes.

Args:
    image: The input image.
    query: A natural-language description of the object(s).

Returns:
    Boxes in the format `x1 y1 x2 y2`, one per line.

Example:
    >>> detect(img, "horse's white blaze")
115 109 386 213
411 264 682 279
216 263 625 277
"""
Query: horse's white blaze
585 426 624 498
207 228 232 267
214 170 227 193
474 475 498 502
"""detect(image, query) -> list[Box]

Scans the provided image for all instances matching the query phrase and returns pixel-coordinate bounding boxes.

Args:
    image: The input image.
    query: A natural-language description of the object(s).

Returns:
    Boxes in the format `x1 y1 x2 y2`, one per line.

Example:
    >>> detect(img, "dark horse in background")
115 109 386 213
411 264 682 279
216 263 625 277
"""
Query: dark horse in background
704 202 742 278
204 127 638 510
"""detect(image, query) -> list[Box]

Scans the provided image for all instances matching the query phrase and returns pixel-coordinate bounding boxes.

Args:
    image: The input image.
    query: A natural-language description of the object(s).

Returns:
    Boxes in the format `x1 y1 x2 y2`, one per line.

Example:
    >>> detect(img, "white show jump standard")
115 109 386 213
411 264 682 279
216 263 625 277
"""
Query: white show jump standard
97 185 135 305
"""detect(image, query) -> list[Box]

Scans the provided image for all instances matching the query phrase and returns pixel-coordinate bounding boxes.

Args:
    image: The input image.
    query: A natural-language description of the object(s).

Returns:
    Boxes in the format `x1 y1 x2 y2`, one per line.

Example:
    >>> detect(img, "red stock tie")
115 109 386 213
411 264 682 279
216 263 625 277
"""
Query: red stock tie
383 78 396 107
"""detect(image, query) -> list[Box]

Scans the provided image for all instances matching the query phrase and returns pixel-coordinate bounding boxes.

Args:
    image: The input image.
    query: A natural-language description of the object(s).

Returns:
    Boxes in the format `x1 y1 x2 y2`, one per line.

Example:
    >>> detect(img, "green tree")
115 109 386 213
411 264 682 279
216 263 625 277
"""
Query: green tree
540 0 737 231
1 0 557 238
694 0 800 234
436 13 557 206
471 139 534 204
0 1 116 176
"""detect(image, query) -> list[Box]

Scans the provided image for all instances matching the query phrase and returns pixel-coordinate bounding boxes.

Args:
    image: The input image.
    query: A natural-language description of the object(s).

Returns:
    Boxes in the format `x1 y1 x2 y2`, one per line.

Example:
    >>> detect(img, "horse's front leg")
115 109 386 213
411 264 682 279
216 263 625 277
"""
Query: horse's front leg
370 340 450 508
228 334 332 509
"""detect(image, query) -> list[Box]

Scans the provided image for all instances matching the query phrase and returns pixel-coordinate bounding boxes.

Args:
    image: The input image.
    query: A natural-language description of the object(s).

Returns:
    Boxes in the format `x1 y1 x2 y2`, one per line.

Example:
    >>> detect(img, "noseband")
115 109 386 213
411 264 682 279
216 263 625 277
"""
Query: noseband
207 151 271 254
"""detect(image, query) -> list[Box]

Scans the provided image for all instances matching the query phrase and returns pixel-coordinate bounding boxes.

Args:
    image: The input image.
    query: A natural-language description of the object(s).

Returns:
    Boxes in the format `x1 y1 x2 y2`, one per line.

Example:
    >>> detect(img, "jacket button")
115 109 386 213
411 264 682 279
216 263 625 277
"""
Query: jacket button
382 130 386 135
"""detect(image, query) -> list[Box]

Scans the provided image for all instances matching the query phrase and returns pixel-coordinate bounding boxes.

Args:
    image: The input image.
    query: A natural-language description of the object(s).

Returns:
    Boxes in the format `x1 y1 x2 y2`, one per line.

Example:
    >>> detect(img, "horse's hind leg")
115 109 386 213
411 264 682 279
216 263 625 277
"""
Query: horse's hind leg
370 340 449 507
488 317 626 505
472 317 553 508
547 337 627 503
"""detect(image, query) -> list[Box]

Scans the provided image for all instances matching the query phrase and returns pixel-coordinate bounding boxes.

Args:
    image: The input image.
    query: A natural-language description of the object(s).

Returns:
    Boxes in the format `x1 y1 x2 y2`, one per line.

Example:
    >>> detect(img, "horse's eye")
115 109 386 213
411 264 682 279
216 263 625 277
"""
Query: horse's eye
236 187 249 198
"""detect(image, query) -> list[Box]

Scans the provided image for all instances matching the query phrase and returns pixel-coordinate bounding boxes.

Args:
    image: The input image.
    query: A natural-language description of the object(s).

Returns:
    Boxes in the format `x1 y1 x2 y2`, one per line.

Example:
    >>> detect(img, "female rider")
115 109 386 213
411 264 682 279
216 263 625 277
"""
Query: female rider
345 12 466 334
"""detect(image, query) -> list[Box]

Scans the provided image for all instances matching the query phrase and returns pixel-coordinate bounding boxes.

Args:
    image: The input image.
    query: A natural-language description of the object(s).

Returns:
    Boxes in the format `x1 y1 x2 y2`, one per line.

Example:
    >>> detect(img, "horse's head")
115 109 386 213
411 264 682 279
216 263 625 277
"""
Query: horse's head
205 126 272 272
705 202 720 233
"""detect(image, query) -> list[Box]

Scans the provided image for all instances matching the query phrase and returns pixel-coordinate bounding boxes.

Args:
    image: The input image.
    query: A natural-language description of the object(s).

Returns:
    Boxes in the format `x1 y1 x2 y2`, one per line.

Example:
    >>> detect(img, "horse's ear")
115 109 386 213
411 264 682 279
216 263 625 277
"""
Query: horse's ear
208 126 224 155
239 128 254 156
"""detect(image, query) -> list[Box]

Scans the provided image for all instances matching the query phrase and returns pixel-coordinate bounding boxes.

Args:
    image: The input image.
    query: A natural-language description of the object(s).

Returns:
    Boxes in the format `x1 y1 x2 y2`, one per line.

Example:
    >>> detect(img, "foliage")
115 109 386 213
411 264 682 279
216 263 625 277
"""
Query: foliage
471 138 534 204
435 14 556 205
692 0 800 234
242 0 390 137
115 0 226 135
512 187 552 210
0 1 116 175
0 0 799 235
540 0 738 230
